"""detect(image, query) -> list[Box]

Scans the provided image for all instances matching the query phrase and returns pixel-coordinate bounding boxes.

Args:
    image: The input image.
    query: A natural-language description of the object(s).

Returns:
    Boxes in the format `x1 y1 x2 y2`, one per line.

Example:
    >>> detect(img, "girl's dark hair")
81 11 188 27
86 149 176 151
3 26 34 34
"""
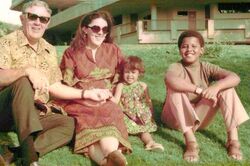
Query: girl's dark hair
121 56 145 74
178 30 205 48
70 11 114 51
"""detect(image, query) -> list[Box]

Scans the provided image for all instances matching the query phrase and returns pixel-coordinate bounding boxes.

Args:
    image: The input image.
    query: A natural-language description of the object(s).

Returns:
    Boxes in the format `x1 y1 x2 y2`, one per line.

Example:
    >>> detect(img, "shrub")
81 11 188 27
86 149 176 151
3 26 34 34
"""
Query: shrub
0 22 20 37
203 42 223 58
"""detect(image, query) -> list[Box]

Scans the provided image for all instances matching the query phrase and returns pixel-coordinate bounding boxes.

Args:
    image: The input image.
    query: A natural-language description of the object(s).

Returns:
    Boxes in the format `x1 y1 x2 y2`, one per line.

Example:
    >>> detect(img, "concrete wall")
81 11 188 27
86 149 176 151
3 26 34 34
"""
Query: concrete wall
12 0 250 44
209 4 250 40
135 3 250 44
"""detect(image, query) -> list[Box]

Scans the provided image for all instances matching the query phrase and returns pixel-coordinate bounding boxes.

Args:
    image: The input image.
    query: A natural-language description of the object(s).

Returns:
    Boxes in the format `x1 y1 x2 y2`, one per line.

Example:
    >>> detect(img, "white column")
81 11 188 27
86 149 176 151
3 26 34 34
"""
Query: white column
207 19 214 39
137 20 143 43
208 4 216 39
151 3 157 30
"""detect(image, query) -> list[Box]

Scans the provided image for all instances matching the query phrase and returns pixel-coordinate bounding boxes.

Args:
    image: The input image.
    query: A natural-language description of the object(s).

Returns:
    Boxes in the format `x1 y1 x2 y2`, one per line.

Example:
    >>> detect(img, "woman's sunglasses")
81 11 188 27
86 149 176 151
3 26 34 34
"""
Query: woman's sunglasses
24 12 50 24
87 25 109 34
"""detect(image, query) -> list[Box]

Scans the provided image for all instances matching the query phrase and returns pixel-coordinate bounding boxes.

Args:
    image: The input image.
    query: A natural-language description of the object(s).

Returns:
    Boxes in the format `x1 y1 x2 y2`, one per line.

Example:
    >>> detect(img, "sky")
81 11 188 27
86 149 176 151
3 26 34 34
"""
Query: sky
0 0 21 25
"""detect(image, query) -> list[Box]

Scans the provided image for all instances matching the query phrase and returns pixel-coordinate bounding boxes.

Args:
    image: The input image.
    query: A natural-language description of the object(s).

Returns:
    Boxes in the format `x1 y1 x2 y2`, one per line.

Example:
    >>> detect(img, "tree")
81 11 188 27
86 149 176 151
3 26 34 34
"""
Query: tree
0 22 20 37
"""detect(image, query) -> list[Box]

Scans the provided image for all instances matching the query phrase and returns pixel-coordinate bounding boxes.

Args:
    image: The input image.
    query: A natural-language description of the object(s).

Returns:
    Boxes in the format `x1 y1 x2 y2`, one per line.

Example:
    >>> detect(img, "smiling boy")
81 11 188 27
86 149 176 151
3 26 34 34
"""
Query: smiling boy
161 30 249 162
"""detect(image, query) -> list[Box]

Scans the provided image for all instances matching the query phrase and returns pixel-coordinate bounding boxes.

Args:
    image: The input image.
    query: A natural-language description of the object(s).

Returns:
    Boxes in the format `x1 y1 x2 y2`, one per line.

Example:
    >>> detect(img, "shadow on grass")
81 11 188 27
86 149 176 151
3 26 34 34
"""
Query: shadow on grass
198 129 225 148
151 99 186 150
152 99 225 151
151 99 164 125
156 127 185 150
90 160 98 166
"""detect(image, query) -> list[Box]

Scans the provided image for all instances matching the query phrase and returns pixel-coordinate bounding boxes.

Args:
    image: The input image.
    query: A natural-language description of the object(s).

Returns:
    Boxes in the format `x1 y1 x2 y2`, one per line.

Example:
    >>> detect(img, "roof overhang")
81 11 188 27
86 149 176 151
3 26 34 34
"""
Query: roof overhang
11 0 79 11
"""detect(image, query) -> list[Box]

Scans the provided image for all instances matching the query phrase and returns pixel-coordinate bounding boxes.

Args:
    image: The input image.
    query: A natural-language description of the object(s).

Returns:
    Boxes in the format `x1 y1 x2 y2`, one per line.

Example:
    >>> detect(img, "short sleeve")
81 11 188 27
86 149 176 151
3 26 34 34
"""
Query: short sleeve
48 47 62 85
202 62 228 81
0 37 12 69
166 62 183 76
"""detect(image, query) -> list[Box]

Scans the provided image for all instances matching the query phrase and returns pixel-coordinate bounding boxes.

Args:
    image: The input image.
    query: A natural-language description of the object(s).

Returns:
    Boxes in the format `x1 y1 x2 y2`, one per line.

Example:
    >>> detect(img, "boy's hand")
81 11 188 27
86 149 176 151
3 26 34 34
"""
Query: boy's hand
201 85 220 107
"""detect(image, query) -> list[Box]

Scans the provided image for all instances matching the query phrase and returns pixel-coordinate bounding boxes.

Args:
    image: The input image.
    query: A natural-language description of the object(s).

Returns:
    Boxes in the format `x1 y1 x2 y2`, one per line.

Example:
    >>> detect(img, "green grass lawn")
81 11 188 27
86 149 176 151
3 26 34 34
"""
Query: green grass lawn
1 44 250 166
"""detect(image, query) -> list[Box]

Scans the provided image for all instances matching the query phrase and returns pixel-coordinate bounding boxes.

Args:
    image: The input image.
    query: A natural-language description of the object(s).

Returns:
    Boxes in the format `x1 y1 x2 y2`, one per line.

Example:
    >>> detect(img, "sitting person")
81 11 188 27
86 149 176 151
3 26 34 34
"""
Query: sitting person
52 11 132 166
161 30 249 162
0 1 74 165
111 56 164 151
0 1 107 165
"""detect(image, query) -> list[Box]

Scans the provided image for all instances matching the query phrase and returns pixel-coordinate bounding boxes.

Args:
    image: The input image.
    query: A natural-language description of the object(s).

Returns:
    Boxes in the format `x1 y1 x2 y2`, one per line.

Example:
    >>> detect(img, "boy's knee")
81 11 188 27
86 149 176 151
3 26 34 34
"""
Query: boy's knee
218 88 235 97
169 91 188 103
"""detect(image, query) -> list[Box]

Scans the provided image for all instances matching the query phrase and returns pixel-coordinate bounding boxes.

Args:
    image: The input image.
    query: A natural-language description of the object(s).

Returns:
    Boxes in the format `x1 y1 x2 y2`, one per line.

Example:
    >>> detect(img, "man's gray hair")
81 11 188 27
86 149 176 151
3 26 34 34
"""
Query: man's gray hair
22 0 52 15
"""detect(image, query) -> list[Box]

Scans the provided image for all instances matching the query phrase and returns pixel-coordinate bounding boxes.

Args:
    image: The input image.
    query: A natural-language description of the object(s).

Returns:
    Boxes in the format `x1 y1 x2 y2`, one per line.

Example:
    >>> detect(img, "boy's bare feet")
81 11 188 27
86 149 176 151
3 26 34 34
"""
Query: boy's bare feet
226 140 242 161
183 141 199 162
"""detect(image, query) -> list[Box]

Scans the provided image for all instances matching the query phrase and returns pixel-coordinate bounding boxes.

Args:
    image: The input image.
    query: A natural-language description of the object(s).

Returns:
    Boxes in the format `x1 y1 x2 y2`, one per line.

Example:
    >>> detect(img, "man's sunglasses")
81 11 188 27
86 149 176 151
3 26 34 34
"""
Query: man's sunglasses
24 12 50 24
87 25 109 34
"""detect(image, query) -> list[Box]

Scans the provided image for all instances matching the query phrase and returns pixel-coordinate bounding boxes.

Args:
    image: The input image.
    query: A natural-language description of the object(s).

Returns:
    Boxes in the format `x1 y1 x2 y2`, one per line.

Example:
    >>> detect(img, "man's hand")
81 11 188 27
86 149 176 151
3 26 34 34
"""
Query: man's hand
24 67 49 93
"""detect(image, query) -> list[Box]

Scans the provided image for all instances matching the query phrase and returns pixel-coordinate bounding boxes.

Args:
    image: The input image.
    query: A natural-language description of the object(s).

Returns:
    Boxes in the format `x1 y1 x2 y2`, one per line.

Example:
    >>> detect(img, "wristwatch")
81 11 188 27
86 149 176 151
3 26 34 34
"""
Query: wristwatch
195 87 203 95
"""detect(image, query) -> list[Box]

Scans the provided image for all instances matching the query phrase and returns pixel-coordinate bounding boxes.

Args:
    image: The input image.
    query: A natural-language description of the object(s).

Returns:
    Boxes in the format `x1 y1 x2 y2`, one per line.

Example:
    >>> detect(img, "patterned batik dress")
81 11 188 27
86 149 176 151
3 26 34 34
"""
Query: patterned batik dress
53 43 131 155
119 81 157 134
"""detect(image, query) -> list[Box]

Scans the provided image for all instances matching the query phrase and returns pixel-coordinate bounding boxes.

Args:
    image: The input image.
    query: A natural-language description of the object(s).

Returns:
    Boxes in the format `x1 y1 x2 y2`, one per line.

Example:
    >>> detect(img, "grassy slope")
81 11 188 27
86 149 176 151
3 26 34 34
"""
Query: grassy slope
1 44 249 166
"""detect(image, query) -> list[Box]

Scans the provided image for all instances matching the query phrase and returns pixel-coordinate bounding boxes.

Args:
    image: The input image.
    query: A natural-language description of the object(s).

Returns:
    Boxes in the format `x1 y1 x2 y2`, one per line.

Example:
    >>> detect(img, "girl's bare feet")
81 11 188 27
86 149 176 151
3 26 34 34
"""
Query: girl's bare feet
145 141 164 151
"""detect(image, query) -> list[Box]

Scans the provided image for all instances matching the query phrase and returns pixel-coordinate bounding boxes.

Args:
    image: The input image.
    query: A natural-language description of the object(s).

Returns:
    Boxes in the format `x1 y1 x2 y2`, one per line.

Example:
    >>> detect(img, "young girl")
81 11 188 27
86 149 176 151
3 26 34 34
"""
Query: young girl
112 56 164 151
161 30 249 162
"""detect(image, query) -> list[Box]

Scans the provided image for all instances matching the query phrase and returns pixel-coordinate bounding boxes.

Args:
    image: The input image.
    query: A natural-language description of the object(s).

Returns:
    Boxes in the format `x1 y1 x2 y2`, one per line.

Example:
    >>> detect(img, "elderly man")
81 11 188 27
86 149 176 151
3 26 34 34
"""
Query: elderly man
0 0 75 165
0 0 111 165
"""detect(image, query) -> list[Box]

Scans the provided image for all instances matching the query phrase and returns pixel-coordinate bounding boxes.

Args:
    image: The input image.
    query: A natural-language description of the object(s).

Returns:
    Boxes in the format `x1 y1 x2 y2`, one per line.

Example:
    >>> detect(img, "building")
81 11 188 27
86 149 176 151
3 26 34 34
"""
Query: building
11 0 250 44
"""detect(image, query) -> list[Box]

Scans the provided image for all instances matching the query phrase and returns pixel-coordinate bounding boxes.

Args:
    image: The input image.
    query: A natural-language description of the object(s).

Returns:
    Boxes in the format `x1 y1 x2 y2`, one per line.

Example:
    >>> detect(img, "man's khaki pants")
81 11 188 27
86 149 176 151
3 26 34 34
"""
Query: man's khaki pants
0 77 74 156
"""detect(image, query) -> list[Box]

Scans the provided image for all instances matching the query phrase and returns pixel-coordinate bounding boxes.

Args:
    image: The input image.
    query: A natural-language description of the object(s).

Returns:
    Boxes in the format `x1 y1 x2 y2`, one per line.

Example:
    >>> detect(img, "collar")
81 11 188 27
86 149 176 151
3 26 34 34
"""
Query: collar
16 29 51 53
181 60 201 68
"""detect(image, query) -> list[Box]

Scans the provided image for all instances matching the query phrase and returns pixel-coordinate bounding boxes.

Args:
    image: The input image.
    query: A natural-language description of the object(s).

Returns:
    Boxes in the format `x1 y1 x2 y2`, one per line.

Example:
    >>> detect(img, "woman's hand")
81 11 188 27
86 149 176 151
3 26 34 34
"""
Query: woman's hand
83 88 112 101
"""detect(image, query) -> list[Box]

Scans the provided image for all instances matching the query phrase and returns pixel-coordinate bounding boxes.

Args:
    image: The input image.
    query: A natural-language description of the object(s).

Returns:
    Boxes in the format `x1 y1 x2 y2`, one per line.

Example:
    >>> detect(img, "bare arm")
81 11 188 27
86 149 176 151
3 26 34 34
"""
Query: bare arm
202 70 240 100
0 67 49 93
49 82 82 99
165 71 196 93
49 82 112 101
0 68 26 87
110 83 123 104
